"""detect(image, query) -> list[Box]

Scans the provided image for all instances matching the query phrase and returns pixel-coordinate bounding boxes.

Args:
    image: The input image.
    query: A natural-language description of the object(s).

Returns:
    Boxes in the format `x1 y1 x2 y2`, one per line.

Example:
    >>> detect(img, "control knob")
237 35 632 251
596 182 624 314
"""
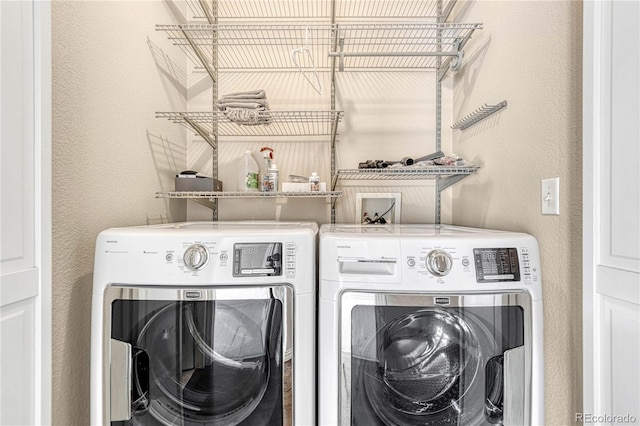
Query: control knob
426 249 453 276
183 244 209 271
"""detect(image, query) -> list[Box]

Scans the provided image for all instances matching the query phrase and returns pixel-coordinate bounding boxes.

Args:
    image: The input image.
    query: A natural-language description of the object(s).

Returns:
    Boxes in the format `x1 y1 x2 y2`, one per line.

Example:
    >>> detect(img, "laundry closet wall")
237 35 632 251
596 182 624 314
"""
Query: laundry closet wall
450 1 583 425
50 1 583 424
52 1 188 424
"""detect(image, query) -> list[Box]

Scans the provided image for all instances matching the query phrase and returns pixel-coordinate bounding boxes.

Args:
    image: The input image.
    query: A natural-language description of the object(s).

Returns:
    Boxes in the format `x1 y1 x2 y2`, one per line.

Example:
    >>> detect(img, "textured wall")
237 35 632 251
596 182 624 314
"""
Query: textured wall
51 1 187 424
450 1 583 425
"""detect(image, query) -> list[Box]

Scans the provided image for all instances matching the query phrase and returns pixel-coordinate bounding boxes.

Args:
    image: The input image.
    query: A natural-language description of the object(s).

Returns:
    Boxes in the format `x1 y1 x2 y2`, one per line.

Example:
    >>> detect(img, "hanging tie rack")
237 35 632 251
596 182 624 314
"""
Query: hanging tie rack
451 100 507 130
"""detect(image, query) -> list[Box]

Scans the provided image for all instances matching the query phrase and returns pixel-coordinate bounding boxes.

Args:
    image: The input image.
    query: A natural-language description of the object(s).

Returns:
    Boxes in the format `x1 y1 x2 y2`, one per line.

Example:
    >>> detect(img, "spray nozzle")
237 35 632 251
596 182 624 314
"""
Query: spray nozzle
260 146 274 159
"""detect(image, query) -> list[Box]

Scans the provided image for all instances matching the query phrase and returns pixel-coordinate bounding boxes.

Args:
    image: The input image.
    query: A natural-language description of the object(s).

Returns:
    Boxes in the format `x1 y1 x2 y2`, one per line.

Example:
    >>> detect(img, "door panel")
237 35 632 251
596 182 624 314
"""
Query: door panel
584 0 640 420
0 0 34 276
0 0 50 423
0 299 35 425
600 297 640 419
601 0 640 272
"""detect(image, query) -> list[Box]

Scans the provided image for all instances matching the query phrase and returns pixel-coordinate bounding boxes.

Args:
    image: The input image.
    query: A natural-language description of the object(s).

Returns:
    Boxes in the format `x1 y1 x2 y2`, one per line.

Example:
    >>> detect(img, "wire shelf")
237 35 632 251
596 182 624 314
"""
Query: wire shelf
156 110 343 138
157 22 481 71
156 191 343 199
216 0 332 20
330 23 482 70
187 0 456 21
336 165 480 180
332 0 451 20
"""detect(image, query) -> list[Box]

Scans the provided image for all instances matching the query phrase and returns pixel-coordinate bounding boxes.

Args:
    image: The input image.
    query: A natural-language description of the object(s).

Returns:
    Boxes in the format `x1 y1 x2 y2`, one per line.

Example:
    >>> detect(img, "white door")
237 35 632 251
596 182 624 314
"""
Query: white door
0 0 51 424
583 0 640 423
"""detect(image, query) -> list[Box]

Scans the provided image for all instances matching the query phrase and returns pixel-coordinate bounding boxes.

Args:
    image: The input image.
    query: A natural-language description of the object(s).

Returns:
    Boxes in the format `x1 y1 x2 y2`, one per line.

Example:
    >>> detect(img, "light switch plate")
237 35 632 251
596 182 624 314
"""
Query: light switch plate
541 177 560 215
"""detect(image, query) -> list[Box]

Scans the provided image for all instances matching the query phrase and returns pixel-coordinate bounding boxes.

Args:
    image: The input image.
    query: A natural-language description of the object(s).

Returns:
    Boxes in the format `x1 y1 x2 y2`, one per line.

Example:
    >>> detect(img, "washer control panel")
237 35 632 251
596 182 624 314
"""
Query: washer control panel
183 244 209 271
159 239 298 279
95 224 317 291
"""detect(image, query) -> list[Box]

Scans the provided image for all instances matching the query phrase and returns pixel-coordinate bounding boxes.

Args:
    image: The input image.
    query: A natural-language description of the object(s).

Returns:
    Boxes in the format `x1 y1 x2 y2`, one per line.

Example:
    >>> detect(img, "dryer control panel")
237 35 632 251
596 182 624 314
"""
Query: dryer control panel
319 224 542 300
400 240 539 291
473 248 520 282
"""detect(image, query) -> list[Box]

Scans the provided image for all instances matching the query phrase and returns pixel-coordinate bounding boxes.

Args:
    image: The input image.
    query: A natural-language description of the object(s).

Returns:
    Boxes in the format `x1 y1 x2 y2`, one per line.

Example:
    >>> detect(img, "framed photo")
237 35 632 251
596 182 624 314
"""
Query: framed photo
355 193 401 224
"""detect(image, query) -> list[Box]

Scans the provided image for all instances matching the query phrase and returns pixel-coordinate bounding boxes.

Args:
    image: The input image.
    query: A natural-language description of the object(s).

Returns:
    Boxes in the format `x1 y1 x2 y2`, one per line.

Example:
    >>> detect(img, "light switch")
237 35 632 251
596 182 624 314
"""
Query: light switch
541 177 560 215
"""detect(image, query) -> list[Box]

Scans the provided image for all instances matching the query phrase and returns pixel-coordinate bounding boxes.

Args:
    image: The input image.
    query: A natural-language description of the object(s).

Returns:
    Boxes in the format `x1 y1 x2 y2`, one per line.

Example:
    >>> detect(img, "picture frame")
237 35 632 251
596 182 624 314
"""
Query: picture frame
355 193 402 224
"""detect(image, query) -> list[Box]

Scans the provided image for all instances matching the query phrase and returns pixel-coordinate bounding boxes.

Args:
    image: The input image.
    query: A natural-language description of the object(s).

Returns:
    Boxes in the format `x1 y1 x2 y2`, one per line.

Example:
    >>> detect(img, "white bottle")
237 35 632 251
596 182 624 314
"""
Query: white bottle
237 150 259 191
309 172 320 191
266 163 279 192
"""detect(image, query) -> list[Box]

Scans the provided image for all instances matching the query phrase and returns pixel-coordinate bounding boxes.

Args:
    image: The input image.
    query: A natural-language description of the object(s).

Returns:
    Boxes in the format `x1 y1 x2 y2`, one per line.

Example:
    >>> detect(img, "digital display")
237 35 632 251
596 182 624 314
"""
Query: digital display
473 248 520 283
233 243 282 277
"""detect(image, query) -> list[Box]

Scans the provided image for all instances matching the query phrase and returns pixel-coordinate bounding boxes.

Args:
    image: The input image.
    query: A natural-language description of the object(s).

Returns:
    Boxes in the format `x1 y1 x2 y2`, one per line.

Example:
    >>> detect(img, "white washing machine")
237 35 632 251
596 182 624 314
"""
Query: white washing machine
90 221 317 426
318 224 544 426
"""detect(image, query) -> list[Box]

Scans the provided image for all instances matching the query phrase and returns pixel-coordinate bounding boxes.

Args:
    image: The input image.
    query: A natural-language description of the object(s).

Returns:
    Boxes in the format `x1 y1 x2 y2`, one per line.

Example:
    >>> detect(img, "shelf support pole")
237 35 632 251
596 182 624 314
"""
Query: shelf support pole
330 1 338 224
435 0 443 224
211 0 219 220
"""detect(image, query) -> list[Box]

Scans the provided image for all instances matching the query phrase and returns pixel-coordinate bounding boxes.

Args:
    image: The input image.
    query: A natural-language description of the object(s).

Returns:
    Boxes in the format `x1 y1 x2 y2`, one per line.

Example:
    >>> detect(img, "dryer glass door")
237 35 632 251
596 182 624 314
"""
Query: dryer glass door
104 285 292 426
341 292 531 426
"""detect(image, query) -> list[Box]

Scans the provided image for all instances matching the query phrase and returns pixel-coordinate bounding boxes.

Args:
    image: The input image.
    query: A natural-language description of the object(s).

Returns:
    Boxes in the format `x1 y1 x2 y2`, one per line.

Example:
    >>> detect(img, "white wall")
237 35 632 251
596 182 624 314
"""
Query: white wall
52 1 187 423
450 1 583 425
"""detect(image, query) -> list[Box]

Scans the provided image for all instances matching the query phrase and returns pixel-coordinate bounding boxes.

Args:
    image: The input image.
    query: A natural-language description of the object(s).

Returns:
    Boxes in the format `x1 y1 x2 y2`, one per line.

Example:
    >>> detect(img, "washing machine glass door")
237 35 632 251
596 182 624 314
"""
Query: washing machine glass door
342 292 530 426
105 285 292 426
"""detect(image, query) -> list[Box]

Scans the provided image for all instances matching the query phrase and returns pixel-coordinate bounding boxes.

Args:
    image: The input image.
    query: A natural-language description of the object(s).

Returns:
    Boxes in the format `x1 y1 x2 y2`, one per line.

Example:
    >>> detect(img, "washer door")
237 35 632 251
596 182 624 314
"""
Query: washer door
106 286 292 426
343 293 529 426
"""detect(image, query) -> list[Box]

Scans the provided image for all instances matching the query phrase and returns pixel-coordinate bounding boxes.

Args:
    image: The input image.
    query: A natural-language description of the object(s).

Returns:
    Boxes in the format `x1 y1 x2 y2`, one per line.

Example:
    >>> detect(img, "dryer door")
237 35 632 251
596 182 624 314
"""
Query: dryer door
341 292 531 426
102 285 292 426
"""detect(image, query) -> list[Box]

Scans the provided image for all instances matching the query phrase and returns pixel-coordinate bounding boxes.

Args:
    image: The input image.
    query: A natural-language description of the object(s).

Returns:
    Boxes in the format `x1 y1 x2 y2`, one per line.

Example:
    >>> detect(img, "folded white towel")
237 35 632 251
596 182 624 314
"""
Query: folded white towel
215 99 270 110
221 89 266 99
216 90 271 126
223 108 272 125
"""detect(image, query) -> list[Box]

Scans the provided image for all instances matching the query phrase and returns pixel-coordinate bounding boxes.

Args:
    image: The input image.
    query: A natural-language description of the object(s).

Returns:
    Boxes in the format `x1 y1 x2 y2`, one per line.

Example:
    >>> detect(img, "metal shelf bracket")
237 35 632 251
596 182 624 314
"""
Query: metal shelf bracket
180 28 217 83
182 114 217 149
438 174 471 192
449 39 464 71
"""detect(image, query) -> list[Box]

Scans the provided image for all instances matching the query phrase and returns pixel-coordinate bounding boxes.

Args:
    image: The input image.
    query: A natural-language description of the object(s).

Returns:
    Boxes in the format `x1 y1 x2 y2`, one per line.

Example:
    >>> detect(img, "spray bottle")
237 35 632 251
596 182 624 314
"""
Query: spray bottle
260 147 278 192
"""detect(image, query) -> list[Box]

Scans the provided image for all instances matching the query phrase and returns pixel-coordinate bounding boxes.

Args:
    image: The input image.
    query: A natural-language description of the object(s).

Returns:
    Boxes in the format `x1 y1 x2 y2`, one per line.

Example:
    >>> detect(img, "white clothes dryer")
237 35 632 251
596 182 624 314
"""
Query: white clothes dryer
318 224 544 426
90 221 317 426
